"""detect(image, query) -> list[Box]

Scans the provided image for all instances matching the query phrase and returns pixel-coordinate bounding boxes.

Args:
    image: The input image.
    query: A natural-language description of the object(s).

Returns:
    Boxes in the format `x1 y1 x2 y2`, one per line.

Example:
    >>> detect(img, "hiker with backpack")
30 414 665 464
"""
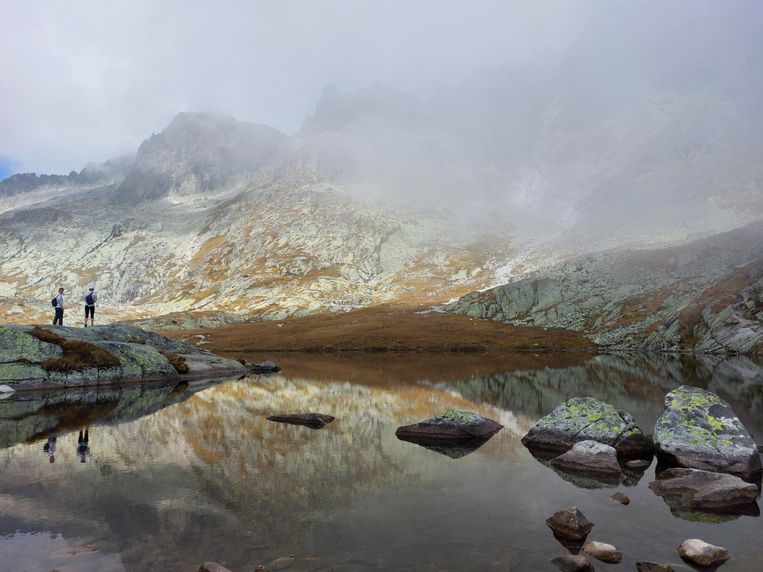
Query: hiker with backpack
83 286 97 327
52 288 64 325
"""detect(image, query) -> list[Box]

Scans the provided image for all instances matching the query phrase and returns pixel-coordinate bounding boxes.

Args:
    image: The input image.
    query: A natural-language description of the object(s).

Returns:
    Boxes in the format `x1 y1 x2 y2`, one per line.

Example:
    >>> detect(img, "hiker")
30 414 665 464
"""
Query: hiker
52 288 65 326
77 429 90 463
43 436 57 463
83 286 97 327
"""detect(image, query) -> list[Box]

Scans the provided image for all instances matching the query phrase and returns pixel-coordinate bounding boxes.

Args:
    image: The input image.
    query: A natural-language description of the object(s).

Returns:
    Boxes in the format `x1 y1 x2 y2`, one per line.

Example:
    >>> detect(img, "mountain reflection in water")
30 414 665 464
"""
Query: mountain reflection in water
0 352 760 571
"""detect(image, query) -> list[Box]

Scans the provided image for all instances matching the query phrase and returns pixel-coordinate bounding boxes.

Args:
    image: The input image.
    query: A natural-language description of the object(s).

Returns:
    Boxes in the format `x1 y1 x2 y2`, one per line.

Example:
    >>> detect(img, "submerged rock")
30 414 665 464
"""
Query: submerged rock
636 562 674 572
522 397 652 456
677 539 730 568
625 458 652 471
267 413 335 429
583 541 622 563
653 386 761 479
649 467 759 514
198 563 232 572
609 492 630 505
546 507 593 540
550 554 595 572
395 410 503 442
550 440 622 475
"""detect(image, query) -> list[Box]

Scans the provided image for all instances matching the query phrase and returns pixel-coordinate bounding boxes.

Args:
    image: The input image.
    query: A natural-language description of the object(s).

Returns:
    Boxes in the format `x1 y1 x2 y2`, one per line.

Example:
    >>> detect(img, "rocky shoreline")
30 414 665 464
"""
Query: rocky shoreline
0 324 278 390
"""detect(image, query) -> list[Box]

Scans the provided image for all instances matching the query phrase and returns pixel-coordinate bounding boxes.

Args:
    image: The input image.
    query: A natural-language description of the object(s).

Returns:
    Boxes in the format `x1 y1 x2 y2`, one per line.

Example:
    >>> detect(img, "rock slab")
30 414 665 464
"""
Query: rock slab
550 440 622 475
522 397 652 455
546 507 593 540
267 413 335 428
395 410 502 441
654 386 761 479
649 467 759 512
583 541 622 563
677 538 730 567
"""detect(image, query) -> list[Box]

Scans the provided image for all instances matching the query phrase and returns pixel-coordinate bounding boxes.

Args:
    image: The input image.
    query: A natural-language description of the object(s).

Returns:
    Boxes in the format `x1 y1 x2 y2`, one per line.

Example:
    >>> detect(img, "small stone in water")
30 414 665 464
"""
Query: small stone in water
198 563 232 572
551 554 594 572
546 507 593 540
584 541 622 563
625 458 651 471
677 538 730 567
610 492 630 505
636 562 674 572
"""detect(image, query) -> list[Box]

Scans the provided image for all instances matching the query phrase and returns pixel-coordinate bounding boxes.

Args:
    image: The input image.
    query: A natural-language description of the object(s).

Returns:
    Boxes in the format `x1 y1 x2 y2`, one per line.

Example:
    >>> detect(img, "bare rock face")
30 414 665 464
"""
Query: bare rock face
583 541 622 563
550 554 595 572
546 507 593 540
522 397 652 456
636 562 674 572
649 467 759 513
654 386 761 479
550 440 622 475
267 413 335 429
677 539 730 568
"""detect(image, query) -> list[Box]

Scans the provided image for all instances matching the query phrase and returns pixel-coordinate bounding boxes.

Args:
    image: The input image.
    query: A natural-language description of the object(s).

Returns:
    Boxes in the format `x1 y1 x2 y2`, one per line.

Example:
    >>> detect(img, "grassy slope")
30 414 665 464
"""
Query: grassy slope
162 304 596 353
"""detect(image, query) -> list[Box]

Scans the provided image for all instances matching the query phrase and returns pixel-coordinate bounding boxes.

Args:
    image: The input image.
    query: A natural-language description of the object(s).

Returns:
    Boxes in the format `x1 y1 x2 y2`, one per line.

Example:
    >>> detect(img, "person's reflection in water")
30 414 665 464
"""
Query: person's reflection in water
77 429 90 463
43 437 57 463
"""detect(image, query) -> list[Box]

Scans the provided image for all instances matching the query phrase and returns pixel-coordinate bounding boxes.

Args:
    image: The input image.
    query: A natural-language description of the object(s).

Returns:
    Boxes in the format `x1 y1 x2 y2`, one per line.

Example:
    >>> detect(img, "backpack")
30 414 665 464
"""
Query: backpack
51 297 57 307
86 293 94 305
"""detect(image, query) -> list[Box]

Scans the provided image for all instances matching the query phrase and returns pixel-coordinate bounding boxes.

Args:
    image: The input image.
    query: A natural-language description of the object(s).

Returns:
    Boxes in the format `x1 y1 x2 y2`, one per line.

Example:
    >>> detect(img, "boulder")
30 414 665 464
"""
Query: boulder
522 397 652 456
583 541 622 563
550 440 622 475
654 386 761 479
267 413 335 429
395 410 503 442
609 492 630 505
625 458 652 471
649 468 759 513
546 507 593 540
636 562 674 572
550 554 595 572
677 539 729 567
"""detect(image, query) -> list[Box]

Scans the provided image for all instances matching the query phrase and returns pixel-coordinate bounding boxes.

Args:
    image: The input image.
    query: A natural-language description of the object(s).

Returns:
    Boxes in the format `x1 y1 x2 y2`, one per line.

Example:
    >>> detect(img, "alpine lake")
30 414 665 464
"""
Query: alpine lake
0 351 761 571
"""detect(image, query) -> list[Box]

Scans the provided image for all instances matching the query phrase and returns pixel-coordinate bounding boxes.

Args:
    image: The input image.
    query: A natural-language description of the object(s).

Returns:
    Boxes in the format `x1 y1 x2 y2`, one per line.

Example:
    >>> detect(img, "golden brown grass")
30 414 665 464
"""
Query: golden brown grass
163 304 596 353
29 326 121 372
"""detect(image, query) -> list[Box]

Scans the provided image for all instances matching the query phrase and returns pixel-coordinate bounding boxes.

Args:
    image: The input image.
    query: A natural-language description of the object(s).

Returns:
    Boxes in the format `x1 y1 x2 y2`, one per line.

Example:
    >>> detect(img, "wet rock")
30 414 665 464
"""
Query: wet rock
253 567 270 572
546 507 593 540
267 413 335 429
583 541 622 563
654 386 761 479
522 397 652 456
550 554 595 572
625 458 652 471
239 359 281 373
609 492 630 505
198 563 232 572
550 440 622 475
636 562 674 572
395 410 503 442
677 539 730 568
649 467 759 513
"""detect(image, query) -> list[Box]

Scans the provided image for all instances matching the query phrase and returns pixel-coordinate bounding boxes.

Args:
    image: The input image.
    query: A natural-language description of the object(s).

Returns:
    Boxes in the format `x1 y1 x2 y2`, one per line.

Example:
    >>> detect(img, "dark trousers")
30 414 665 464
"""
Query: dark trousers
53 308 64 325
85 306 95 320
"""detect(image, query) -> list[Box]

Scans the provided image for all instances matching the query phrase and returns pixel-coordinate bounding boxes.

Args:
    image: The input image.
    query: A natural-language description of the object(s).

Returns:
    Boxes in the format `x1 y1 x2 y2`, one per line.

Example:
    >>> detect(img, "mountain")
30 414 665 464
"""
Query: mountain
446 222 763 353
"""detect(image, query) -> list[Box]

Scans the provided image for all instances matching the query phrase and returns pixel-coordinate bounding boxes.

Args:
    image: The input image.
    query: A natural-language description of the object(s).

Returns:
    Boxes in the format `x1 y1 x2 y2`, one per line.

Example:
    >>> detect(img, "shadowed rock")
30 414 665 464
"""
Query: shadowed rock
239 359 281 373
654 386 761 479
267 413 335 429
636 562 674 572
522 397 652 456
678 539 729 568
546 507 593 541
649 467 759 516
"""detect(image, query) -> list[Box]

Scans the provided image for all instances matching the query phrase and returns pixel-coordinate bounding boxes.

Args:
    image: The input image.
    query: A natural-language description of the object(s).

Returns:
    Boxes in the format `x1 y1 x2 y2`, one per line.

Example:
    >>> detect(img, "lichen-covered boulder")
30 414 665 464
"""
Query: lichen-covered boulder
649 468 759 513
522 397 652 455
0 326 62 365
653 386 761 479
550 440 622 475
395 410 503 442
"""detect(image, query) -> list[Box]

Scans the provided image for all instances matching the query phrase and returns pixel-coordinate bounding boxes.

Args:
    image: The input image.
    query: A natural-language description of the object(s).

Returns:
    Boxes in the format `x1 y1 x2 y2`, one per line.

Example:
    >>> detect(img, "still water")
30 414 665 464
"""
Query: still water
0 352 761 571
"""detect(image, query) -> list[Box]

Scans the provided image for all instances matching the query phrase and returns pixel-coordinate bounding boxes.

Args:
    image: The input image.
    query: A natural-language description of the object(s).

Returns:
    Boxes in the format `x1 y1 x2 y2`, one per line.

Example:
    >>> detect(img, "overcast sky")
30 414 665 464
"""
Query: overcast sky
0 1 759 175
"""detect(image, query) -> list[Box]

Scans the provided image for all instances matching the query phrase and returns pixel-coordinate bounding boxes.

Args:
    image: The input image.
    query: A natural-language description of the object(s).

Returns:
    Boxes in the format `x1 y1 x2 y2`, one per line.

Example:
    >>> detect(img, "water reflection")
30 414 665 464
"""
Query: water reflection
0 352 759 570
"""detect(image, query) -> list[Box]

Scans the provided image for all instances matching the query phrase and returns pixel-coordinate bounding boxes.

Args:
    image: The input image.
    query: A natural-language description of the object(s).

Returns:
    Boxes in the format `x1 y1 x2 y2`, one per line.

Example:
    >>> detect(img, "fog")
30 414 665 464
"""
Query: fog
1 0 762 244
